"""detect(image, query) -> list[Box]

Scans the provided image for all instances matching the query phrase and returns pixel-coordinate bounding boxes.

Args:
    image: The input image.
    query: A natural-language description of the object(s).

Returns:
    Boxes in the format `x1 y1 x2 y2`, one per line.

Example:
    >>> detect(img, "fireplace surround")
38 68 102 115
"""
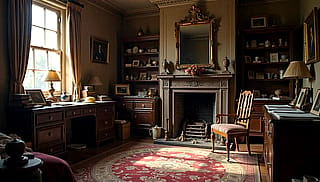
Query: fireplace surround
158 74 233 138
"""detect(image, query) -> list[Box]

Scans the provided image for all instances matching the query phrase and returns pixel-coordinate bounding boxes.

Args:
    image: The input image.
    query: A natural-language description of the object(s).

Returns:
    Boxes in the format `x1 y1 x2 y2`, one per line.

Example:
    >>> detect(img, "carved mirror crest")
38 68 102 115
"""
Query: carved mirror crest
175 4 216 69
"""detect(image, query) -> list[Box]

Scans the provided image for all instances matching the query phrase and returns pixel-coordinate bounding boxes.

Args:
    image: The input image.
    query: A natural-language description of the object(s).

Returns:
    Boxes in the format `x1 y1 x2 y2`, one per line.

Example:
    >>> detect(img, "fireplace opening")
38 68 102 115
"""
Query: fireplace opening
173 92 215 138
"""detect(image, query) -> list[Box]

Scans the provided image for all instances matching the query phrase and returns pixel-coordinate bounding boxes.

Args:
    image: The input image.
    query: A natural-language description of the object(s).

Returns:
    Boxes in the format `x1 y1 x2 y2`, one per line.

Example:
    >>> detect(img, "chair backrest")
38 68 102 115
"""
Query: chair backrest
235 90 254 129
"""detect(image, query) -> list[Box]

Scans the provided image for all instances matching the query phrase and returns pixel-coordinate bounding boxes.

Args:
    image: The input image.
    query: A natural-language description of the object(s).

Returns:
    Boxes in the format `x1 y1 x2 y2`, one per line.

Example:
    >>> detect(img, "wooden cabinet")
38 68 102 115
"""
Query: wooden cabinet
250 99 290 137
117 97 160 136
238 26 294 99
121 35 160 96
263 105 320 181
8 101 115 155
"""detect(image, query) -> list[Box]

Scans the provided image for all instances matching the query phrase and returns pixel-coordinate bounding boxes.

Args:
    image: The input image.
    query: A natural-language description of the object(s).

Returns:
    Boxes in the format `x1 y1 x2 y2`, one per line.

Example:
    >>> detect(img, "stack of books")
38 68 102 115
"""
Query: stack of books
10 94 33 108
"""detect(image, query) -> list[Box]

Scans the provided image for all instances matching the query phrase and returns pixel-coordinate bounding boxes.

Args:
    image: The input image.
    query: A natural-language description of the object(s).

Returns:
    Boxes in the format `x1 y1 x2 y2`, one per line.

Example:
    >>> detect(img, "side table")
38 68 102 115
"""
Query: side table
0 157 43 182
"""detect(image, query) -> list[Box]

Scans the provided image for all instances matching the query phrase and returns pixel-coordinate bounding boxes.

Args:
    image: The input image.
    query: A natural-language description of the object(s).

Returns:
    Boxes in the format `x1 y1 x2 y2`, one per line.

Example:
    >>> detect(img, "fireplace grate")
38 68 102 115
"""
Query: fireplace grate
184 121 209 139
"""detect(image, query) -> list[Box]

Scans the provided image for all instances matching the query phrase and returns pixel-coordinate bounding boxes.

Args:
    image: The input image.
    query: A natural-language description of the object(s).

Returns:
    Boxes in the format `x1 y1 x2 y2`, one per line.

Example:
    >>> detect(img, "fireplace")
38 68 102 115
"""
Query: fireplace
158 74 232 138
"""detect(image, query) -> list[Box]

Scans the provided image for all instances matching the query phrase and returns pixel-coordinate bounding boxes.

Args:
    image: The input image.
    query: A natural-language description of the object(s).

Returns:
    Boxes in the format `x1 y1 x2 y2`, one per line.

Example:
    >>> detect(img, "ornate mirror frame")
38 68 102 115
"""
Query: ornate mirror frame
175 4 216 69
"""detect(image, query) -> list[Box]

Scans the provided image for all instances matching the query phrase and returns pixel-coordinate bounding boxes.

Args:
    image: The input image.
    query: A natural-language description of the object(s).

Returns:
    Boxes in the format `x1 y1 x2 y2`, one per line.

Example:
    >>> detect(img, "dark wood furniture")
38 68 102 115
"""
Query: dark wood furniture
121 35 160 96
263 105 320 181
8 101 116 155
211 90 254 161
116 96 160 136
250 99 290 137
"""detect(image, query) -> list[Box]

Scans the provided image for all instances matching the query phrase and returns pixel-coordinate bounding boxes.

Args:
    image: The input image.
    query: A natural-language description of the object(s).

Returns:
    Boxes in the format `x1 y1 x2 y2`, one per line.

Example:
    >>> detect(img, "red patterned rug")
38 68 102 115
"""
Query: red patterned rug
73 142 261 182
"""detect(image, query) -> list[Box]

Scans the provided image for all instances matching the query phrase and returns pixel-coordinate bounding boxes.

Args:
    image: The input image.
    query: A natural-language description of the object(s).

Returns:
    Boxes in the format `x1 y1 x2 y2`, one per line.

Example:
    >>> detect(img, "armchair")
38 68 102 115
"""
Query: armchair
211 90 254 161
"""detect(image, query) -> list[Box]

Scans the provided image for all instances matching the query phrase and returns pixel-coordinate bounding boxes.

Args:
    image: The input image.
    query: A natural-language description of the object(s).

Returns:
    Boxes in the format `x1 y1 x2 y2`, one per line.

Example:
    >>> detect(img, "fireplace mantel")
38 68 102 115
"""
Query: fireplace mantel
158 74 233 137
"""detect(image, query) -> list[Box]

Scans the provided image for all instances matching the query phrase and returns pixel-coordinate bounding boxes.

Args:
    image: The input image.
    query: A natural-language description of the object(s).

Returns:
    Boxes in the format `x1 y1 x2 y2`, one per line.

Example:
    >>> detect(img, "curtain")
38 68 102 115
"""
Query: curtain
8 0 32 95
67 2 82 101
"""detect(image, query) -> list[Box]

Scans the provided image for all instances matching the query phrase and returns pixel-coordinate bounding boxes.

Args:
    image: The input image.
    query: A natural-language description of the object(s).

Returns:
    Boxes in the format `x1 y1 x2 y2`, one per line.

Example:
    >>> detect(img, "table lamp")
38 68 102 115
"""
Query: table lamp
43 70 61 100
282 61 312 106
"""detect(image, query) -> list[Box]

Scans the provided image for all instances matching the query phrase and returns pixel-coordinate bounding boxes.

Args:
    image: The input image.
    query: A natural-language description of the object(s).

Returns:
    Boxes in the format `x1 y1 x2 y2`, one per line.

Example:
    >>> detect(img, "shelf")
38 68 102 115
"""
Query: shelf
124 80 159 83
125 66 159 69
244 46 289 50
248 79 290 82
124 52 159 56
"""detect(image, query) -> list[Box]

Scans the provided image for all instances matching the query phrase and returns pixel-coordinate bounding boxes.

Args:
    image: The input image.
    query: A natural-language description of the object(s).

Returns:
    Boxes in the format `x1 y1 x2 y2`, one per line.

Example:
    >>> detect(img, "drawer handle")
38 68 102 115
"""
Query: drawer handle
105 121 108 125
267 162 272 166
48 132 52 136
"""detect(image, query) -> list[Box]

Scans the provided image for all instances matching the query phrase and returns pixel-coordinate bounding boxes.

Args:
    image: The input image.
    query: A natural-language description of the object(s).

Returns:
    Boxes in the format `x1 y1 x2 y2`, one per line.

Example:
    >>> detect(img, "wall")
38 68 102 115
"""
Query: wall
159 0 236 74
122 14 160 38
79 0 122 95
300 0 320 99
0 0 9 130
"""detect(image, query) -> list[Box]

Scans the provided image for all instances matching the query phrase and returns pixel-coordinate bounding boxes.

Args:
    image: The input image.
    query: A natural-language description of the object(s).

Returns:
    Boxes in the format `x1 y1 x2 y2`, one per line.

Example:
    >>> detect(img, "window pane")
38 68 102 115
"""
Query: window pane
23 70 34 89
48 52 61 71
35 71 47 90
45 30 58 49
32 4 44 27
28 49 34 69
34 50 47 70
45 9 58 31
53 81 61 91
31 26 44 47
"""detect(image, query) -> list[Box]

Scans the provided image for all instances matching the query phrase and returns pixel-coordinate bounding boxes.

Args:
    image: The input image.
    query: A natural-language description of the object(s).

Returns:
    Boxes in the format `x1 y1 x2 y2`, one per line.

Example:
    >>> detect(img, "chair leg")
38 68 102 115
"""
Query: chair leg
246 135 251 155
234 137 239 152
226 138 230 161
211 133 215 152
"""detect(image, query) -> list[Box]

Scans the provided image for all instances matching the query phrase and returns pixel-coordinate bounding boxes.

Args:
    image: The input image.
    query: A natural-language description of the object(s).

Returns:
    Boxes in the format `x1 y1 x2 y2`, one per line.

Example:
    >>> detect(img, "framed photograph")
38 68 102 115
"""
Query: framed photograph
270 53 279 63
139 72 147 80
304 7 319 64
310 89 320 115
244 56 251 63
296 88 309 109
132 60 140 67
256 72 264 79
91 37 110 64
251 16 267 28
25 89 47 105
114 84 130 96
151 74 157 80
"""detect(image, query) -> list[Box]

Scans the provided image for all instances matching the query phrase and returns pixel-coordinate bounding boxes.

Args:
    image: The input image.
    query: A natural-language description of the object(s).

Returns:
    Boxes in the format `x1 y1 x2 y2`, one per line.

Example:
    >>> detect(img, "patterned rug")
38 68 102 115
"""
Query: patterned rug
73 142 261 182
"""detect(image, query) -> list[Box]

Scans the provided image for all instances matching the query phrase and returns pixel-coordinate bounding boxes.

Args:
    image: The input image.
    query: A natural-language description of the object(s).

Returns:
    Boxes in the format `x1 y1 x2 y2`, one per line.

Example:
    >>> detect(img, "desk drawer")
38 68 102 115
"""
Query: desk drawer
36 111 64 125
66 109 82 118
135 102 153 109
97 128 115 140
36 124 64 145
82 107 96 115
38 143 65 154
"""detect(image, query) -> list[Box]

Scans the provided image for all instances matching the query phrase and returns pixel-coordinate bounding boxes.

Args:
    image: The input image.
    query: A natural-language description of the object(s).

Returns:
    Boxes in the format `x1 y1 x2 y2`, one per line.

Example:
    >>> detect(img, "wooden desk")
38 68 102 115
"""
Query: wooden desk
8 101 116 155
263 105 320 182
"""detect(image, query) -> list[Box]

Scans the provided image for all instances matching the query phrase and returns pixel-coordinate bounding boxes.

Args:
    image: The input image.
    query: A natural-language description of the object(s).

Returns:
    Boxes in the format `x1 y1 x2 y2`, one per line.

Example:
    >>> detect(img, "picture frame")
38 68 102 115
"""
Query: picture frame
244 56 251 63
132 60 140 67
114 84 130 96
270 53 279 63
25 89 47 105
91 36 110 64
304 7 319 64
310 89 320 115
151 74 158 80
296 88 309 109
139 72 147 80
256 72 264 79
251 16 267 28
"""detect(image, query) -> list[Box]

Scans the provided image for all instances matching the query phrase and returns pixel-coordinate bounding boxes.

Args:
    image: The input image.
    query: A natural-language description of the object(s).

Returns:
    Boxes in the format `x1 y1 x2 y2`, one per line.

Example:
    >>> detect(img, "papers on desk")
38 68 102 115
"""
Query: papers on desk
272 112 320 121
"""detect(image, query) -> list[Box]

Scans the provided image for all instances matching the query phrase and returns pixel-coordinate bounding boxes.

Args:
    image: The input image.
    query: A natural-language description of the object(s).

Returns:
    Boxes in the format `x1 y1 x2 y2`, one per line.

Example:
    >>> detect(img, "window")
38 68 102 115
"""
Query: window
24 2 63 93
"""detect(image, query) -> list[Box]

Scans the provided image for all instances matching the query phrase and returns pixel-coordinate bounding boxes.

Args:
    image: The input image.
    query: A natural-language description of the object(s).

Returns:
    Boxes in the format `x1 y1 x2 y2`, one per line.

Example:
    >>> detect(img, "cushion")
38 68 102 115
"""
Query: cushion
211 124 247 134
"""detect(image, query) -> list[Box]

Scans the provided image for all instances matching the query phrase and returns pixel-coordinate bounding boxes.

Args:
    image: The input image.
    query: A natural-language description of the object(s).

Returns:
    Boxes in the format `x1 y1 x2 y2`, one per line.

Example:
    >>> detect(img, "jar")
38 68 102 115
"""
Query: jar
60 91 68 101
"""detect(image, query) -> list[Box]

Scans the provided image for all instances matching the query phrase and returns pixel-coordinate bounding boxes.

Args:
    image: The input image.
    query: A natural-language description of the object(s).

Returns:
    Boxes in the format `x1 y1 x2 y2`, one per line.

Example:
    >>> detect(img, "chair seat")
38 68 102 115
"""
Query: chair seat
211 124 247 134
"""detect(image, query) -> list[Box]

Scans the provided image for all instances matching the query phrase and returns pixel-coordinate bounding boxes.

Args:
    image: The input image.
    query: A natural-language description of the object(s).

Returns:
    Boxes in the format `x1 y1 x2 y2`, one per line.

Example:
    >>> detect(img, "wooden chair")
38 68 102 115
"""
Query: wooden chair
211 90 254 161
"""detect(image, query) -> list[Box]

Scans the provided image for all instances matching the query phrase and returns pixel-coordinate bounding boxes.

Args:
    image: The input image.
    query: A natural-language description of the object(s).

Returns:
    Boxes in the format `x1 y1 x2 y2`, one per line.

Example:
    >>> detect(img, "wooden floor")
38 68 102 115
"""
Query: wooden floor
64 137 267 182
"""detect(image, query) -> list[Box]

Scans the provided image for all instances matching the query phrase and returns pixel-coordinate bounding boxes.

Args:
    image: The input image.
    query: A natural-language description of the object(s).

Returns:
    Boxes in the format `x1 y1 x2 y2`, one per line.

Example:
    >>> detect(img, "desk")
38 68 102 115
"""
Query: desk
264 105 320 182
8 101 116 155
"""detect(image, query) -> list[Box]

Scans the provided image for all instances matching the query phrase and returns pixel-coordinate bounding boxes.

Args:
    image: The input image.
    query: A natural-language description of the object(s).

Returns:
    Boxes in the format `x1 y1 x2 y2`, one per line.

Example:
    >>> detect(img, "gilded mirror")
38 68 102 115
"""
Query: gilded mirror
175 4 216 69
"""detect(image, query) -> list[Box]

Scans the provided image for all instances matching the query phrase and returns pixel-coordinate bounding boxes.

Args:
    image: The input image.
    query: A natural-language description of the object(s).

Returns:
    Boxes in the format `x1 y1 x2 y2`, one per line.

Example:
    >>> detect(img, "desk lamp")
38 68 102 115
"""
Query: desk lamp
283 61 312 106
43 70 61 100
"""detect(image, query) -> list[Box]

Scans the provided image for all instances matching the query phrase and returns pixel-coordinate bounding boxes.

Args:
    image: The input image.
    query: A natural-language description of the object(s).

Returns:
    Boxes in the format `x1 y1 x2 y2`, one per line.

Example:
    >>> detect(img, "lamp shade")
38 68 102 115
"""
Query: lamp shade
43 70 61 82
282 61 312 79
88 76 102 86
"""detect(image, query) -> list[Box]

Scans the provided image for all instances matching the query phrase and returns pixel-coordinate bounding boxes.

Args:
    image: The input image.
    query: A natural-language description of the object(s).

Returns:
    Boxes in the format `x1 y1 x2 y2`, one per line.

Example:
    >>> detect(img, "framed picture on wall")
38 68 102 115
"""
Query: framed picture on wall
91 36 110 64
304 7 319 64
